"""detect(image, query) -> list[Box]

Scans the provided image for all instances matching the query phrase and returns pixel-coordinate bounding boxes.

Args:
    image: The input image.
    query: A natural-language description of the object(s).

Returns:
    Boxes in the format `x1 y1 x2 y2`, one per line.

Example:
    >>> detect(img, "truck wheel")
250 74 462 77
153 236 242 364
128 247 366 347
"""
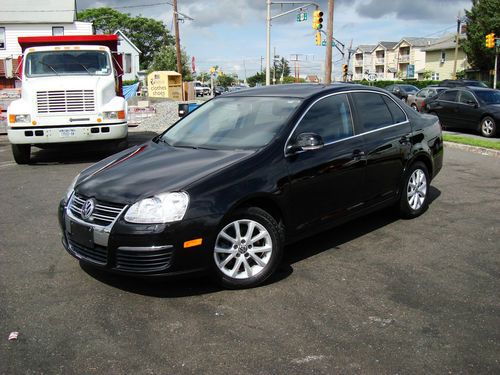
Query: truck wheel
12 144 31 164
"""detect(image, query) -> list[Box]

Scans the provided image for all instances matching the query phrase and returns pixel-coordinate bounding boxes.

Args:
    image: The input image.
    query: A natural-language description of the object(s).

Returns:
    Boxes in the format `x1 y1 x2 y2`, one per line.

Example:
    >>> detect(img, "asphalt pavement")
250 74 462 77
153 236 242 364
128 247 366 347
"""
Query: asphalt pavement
0 134 499 374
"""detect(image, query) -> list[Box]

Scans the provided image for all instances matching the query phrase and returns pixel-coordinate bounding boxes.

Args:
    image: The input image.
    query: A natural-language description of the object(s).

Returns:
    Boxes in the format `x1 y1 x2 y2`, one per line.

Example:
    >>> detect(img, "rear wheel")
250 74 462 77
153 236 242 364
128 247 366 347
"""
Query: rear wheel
411 103 418 111
399 162 430 219
212 207 283 289
11 144 31 164
480 116 496 138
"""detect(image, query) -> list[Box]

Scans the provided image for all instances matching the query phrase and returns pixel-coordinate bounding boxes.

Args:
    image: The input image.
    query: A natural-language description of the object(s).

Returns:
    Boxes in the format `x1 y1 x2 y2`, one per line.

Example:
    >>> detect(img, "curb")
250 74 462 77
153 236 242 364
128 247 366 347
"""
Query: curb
444 141 500 158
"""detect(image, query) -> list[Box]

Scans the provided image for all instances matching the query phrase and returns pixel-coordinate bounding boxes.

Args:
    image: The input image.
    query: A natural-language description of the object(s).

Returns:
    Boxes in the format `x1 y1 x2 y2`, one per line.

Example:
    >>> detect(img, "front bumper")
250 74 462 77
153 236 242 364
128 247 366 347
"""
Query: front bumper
8 122 127 145
59 199 221 277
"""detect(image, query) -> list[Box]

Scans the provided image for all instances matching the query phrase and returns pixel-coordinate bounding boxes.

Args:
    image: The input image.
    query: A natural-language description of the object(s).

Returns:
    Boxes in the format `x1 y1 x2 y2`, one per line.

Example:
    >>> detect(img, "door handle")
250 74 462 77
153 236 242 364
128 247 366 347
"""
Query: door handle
352 150 365 160
399 134 411 144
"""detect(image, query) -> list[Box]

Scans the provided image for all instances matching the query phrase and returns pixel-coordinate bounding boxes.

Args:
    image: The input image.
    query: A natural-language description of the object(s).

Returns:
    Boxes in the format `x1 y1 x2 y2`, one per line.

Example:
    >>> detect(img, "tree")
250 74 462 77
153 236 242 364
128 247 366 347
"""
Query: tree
217 74 236 87
149 46 192 80
197 72 210 83
273 58 291 81
462 0 500 72
247 72 266 87
77 7 174 69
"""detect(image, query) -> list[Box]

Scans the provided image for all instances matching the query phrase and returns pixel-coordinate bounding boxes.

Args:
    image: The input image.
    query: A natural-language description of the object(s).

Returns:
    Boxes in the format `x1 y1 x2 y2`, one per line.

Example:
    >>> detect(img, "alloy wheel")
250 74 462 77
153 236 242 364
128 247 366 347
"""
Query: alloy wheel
482 118 494 136
214 219 273 279
407 169 427 211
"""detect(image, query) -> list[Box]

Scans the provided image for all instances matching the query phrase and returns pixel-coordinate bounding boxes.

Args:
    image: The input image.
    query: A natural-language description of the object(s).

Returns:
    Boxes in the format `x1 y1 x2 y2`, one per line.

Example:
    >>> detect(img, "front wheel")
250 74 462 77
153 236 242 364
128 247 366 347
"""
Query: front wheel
480 116 496 138
212 207 283 289
12 144 31 164
399 162 430 219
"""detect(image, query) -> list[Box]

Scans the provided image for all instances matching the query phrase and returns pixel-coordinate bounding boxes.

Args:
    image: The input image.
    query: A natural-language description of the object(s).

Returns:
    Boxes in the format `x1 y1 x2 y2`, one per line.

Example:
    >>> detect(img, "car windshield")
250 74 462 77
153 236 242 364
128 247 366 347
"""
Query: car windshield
474 90 500 105
467 81 488 88
25 50 111 77
160 96 302 150
402 85 418 92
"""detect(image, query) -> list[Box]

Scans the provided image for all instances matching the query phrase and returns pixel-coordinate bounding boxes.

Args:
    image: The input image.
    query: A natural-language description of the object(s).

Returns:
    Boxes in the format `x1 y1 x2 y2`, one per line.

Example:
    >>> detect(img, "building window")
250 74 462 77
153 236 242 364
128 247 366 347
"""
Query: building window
52 27 64 36
125 53 132 74
0 28 5 49
440 51 446 62
431 72 440 80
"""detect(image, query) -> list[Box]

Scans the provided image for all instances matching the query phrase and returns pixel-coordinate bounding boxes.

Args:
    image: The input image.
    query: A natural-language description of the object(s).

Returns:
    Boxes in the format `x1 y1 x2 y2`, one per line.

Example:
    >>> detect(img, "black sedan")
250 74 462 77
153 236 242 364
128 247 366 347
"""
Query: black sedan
59 84 443 289
384 84 419 102
425 87 500 137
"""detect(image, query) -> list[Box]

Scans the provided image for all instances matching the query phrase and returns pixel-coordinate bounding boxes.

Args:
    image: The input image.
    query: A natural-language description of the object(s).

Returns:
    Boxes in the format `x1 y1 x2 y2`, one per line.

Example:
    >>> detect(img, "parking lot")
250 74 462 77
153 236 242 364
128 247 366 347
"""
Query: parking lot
0 134 499 374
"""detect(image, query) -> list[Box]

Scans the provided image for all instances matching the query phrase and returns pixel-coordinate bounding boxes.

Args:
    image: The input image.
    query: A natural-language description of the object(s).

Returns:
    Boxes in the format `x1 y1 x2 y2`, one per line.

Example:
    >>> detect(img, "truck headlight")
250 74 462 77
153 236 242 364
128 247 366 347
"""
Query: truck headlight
9 114 31 123
103 111 126 120
124 192 189 224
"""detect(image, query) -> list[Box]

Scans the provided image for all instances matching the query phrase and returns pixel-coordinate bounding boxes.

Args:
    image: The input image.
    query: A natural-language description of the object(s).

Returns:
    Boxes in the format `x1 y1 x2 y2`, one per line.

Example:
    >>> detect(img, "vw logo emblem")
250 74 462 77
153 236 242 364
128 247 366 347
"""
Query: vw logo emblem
81 198 95 220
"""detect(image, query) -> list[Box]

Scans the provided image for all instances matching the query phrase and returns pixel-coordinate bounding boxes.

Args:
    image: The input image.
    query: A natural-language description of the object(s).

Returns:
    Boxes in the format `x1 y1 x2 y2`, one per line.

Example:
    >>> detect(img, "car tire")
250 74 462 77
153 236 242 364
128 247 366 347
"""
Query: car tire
411 103 418 111
480 116 496 138
12 144 31 164
399 162 430 219
212 207 284 289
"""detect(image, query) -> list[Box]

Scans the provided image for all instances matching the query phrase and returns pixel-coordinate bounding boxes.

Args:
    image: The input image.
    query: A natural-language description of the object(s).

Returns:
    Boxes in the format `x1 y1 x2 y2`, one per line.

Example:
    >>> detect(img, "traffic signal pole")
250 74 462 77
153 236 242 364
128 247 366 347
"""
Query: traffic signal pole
324 0 334 84
265 1 321 85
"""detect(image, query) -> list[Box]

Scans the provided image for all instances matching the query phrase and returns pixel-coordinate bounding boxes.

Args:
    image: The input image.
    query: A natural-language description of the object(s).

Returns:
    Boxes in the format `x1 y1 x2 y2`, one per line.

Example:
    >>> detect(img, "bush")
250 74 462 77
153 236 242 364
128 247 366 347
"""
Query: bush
353 80 441 89
122 79 139 86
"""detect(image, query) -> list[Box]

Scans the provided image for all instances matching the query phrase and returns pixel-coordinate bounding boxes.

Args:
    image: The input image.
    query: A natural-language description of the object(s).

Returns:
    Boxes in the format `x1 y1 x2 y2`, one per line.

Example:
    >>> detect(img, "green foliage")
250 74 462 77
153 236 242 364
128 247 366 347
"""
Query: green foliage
122 79 139 86
247 72 266 87
444 134 500 151
461 0 500 72
273 58 291 80
282 76 297 84
77 7 174 70
354 80 441 89
217 74 236 87
197 72 210 83
455 70 467 79
149 46 192 81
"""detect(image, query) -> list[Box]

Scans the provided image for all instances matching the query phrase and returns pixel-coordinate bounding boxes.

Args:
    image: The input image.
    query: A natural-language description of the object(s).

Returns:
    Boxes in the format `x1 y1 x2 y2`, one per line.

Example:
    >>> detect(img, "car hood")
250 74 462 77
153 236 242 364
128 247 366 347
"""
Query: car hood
485 103 500 113
75 141 253 204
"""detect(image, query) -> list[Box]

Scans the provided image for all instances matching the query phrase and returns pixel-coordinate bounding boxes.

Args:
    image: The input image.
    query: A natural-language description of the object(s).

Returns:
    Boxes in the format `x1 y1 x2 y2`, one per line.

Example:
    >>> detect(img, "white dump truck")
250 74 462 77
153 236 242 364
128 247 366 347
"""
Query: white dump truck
7 35 128 164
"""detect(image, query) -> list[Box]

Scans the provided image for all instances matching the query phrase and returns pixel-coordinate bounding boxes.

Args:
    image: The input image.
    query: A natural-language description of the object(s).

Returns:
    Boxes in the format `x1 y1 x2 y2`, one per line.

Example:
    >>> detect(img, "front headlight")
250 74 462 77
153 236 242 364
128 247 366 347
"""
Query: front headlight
103 111 125 120
64 174 79 202
9 114 31 123
124 192 189 224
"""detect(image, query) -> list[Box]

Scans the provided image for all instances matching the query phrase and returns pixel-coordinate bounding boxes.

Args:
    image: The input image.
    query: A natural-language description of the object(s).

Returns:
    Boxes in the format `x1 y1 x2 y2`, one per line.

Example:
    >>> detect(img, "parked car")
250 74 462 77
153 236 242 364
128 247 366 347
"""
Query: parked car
407 87 447 112
425 87 500 137
214 86 226 96
440 79 489 88
384 84 419 102
201 84 211 96
59 84 443 289
194 81 205 97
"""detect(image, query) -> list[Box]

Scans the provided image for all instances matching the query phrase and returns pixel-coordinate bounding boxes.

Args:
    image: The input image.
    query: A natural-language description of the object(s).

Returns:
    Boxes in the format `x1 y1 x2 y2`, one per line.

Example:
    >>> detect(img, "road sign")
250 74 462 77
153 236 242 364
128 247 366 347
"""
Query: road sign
296 12 307 22
367 73 377 82
321 40 336 47
407 64 415 78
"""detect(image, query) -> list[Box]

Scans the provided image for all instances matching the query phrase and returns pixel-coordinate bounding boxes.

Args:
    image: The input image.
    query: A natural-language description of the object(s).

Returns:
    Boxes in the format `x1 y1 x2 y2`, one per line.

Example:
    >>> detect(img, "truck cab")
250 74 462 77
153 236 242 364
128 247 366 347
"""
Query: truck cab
8 35 128 164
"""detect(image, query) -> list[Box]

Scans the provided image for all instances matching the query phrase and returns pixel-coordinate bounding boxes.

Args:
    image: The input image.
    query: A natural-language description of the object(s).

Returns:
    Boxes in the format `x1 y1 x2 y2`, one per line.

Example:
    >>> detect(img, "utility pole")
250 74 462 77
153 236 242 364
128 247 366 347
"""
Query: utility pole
172 0 183 78
452 11 461 79
266 0 272 85
324 0 334 84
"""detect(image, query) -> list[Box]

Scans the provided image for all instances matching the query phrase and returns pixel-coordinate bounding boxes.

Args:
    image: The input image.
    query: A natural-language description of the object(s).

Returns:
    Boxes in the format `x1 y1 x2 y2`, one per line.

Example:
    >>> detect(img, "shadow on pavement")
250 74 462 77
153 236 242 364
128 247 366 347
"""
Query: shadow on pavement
28 131 158 165
80 186 441 297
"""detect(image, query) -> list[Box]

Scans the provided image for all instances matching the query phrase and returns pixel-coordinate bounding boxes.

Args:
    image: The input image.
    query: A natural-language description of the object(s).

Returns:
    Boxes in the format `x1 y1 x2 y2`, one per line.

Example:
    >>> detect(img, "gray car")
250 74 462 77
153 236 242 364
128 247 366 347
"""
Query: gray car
407 87 447 112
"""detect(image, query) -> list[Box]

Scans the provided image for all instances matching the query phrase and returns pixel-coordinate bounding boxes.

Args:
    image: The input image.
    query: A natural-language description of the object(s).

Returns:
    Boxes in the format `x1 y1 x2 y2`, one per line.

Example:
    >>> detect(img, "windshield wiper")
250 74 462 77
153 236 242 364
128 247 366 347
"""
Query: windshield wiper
173 143 215 150
75 63 91 75
37 61 59 76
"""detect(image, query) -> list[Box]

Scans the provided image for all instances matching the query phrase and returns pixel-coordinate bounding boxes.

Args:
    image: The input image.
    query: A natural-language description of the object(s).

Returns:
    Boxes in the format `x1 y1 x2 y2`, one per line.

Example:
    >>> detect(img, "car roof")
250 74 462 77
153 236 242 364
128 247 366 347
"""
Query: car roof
221 83 384 99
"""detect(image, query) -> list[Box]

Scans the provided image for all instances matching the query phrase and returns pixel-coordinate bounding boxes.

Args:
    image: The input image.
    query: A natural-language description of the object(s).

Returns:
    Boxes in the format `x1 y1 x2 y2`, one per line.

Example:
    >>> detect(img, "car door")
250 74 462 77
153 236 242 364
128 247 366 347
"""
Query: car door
350 92 413 207
434 90 458 127
285 93 366 233
456 90 481 130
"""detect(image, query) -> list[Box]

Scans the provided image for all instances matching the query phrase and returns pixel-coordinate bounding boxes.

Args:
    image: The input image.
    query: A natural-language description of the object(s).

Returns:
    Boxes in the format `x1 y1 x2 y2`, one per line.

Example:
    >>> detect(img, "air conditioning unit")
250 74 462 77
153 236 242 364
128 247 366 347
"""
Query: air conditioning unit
440 58 445 63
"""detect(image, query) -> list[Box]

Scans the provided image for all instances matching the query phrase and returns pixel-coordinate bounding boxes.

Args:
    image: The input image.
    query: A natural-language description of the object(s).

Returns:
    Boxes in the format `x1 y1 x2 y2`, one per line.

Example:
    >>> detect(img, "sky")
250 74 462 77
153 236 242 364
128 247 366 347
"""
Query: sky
77 0 472 80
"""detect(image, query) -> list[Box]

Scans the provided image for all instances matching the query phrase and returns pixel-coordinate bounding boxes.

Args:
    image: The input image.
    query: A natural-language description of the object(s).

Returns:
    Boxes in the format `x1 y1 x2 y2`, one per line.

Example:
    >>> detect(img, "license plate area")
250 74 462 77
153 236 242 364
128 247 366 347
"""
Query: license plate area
59 128 76 138
70 221 94 249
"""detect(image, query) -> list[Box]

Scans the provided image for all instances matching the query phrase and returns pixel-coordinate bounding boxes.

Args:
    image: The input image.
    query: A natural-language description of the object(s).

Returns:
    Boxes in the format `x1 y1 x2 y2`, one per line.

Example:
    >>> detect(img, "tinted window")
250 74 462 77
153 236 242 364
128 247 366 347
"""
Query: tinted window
416 89 427 98
295 94 354 143
458 91 476 104
383 96 407 123
439 90 458 102
474 90 500 105
352 92 394 132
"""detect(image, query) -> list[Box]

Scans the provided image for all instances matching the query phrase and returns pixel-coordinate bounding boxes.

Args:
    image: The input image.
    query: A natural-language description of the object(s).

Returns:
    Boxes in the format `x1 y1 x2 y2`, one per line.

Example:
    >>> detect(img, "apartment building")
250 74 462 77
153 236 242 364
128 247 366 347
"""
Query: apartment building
422 34 469 80
352 45 376 81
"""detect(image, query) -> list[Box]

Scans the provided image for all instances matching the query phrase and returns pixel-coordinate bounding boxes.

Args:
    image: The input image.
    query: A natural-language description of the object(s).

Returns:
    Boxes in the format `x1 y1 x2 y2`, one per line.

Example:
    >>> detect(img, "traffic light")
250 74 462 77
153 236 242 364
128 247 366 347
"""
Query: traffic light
312 10 323 30
485 33 495 49
315 32 321 46
342 64 348 76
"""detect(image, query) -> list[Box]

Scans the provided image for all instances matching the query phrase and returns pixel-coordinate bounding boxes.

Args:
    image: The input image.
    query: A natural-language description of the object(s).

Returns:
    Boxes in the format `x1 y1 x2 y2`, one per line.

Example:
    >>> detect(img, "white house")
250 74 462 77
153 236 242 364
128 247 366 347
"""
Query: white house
0 0 92 88
114 30 141 82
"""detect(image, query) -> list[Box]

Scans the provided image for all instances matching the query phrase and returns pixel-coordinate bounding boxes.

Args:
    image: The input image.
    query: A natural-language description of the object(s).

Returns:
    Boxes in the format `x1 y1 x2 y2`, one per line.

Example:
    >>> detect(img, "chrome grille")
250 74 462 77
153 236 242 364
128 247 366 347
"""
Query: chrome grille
70 194 125 226
37 90 95 113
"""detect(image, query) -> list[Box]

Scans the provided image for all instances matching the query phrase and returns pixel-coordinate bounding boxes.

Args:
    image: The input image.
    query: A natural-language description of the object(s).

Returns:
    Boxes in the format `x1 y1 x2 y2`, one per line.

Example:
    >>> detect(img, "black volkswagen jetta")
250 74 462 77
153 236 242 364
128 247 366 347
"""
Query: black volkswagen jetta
59 84 443 289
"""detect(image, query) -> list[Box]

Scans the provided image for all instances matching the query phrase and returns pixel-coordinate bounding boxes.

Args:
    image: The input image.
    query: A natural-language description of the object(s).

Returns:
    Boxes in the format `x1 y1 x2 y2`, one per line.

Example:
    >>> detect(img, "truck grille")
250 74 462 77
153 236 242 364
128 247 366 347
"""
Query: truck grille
37 90 95 113
70 194 125 226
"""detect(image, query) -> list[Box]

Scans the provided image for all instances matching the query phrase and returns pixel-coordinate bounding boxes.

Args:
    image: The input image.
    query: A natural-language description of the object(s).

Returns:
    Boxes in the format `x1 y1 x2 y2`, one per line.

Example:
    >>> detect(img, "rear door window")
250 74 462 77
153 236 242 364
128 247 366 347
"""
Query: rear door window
351 92 395 133
382 96 407 124
439 90 458 102
458 91 477 104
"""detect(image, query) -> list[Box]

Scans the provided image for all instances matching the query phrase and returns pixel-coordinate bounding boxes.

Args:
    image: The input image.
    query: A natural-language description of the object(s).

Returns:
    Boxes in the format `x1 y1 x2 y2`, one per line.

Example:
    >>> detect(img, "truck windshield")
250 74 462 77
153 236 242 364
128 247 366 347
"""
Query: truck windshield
25 50 111 77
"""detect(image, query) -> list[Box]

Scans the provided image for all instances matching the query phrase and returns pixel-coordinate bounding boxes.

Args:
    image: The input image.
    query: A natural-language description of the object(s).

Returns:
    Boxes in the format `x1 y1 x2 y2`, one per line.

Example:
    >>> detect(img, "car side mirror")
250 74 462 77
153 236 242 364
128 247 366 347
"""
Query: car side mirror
288 132 324 154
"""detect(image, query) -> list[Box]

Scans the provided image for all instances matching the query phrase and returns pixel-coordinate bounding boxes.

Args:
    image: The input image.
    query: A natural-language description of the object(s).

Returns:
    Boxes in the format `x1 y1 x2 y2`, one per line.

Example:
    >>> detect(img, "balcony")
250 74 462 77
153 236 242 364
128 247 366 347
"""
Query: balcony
354 59 363 67
375 58 385 65
399 55 410 63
